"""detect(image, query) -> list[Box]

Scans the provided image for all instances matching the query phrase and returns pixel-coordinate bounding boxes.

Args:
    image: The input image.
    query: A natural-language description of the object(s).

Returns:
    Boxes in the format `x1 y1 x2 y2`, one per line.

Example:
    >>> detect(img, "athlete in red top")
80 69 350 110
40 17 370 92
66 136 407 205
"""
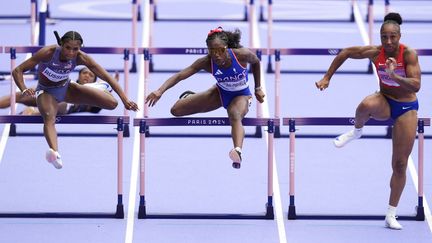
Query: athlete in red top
315 12 421 230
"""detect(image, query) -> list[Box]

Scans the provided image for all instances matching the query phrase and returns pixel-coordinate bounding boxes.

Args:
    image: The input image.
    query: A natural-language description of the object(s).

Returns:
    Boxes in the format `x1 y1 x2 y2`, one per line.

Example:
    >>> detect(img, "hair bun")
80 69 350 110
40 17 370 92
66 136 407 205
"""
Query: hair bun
384 12 402 25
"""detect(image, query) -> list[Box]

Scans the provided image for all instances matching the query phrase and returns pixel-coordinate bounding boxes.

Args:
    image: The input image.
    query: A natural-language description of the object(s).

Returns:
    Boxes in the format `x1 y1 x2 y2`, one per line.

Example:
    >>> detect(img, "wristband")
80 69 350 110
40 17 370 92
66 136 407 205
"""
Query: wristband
21 88 29 94
254 86 262 91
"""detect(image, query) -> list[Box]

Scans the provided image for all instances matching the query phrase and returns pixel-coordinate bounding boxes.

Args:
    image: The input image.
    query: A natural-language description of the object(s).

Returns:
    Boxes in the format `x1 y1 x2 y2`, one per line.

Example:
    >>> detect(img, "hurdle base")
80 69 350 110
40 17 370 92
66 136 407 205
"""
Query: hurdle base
138 205 147 219
139 213 273 220
288 205 297 219
416 206 425 221
0 212 122 219
8 123 16 136
274 125 281 138
288 214 420 221
266 203 275 219
115 204 124 219
123 123 130 137
254 125 262 138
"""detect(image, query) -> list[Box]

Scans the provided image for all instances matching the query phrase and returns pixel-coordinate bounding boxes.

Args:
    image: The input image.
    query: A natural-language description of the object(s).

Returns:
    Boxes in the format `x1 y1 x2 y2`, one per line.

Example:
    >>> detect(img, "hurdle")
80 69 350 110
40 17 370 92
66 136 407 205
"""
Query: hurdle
134 117 278 219
151 0 249 22
259 0 356 23
36 0 139 72
142 47 264 138
283 117 430 220
44 0 142 21
4 46 134 137
0 115 128 218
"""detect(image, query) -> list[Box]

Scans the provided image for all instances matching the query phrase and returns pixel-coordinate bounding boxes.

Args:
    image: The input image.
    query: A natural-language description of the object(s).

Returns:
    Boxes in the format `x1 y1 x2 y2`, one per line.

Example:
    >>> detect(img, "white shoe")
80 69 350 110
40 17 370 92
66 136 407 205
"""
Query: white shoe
46 149 63 169
333 129 362 148
385 215 403 230
229 148 242 169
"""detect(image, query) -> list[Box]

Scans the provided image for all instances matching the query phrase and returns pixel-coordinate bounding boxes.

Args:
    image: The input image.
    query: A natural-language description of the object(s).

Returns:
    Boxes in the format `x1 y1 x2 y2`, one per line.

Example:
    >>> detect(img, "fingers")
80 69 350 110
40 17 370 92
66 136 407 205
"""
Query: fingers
315 82 327 91
126 101 139 111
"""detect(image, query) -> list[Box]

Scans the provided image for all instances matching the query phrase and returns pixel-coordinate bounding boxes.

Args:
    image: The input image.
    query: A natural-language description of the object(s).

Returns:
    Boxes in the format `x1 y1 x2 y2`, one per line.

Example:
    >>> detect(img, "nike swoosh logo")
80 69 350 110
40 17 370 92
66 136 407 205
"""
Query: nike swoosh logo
402 106 411 110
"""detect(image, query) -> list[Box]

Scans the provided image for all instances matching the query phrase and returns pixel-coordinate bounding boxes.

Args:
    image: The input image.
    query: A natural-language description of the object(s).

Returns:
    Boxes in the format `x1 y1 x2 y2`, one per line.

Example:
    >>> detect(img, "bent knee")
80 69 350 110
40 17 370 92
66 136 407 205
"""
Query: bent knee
170 106 183 117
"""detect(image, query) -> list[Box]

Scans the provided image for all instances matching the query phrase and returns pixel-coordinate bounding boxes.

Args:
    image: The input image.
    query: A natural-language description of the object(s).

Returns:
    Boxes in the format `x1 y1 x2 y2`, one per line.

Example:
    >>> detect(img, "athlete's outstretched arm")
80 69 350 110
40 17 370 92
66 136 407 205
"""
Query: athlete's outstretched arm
316 45 379 91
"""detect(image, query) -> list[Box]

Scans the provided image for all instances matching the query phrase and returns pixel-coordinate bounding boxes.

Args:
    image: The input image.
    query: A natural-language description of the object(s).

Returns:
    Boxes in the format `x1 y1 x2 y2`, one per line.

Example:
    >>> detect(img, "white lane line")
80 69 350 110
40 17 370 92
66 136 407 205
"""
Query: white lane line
353 1 432 232
124 1 150 243
251 9 288 243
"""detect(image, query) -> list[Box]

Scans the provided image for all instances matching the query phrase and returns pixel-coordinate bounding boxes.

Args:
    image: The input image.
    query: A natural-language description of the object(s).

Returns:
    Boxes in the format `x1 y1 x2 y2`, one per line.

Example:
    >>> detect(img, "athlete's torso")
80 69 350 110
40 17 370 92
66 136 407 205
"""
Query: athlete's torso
38 46 77 84
211 49 249 92
374 44 406 89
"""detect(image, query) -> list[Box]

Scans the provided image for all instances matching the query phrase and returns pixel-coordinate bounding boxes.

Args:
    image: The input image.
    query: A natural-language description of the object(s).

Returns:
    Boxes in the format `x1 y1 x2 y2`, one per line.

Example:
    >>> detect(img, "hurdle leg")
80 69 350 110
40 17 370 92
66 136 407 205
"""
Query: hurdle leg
265 120 275 219
288 119 296 219
115 118 125 218
138 120 147 218
416 119 425 220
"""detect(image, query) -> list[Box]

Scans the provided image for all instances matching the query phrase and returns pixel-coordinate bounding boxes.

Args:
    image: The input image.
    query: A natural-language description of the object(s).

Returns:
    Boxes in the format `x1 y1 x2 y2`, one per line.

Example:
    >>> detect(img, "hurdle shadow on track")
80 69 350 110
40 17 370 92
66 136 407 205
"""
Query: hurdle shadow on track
283 117 430 221
134 117 278 220
0 115 128 219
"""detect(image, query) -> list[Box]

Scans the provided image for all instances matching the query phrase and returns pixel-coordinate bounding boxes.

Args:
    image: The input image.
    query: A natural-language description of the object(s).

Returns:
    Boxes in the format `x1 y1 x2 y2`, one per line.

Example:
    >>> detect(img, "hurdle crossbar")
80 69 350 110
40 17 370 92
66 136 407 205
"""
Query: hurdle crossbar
283 117 430 220
133 117 279 219
0 115 129 218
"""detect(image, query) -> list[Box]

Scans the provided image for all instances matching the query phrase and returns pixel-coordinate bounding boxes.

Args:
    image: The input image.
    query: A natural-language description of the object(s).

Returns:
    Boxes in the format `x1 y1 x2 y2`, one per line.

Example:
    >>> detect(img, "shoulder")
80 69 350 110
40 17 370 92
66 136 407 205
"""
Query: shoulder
232 47 255 56
34 45 57 58
402 45 419 63
76 50 92 65
193 55 211 67
402 44 417 56
232 48 258 62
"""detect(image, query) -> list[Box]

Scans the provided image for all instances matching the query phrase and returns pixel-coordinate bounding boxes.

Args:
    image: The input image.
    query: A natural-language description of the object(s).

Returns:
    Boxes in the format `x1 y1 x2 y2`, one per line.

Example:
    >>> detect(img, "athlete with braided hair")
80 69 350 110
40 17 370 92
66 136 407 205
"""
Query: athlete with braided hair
12 30 138 169
145 27 265 169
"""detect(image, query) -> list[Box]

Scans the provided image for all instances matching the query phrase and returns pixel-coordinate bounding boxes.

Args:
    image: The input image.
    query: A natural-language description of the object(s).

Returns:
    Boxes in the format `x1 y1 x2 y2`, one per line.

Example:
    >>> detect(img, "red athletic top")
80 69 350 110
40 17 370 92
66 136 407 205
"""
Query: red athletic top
373 44 406 88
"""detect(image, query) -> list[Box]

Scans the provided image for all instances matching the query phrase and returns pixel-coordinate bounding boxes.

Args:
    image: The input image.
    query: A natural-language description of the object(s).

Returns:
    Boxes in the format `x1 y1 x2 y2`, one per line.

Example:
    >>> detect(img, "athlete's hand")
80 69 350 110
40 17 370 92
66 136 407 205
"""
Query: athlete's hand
315 78 330 91
385 57 397 77
254 89 265 103
123 99 139 111
145 90 162 107
21 88 35 97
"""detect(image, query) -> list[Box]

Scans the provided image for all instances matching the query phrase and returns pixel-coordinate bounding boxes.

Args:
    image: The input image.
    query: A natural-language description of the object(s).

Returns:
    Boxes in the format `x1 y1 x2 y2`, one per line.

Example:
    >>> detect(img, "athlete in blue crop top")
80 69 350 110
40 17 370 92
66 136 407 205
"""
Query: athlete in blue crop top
315 13 421 230
12 31 138 170
145 27 265 169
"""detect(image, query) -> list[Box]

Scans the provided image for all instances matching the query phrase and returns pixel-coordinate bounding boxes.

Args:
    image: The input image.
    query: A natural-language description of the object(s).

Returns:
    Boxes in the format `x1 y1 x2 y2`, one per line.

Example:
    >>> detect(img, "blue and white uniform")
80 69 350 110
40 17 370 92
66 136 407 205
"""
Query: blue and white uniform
211 49 252 108
36 46 77 102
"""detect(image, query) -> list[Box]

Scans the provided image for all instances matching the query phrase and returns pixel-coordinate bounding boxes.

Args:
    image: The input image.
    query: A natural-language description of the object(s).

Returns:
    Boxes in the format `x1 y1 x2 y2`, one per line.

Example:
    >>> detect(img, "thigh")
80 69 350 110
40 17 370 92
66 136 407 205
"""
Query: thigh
64 83 113 106
360 92 391 120
175 85 222 114
37 92 59 118
392 110 418 159
227 95 250 117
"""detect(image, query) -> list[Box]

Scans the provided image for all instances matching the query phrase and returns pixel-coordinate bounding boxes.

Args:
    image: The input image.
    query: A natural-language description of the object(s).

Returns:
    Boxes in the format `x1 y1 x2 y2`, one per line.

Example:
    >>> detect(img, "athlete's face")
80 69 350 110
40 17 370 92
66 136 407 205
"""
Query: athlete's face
380 23 401 54
207 38 228 66
78 68 96 84
61 40 81 61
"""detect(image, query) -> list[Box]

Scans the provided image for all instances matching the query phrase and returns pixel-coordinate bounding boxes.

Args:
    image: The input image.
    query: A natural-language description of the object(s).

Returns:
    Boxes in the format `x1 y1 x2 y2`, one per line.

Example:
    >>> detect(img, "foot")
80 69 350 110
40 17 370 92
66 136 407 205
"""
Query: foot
333 129 362 148
385 214 403 230
179 90 195 99
46 149 63 169
229 148 242 169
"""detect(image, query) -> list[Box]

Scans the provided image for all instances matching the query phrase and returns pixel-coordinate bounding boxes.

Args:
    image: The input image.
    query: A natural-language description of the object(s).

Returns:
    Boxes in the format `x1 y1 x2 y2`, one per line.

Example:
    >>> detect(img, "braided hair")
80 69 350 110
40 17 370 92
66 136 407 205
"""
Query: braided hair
206 27 243 48
54 30 84 46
